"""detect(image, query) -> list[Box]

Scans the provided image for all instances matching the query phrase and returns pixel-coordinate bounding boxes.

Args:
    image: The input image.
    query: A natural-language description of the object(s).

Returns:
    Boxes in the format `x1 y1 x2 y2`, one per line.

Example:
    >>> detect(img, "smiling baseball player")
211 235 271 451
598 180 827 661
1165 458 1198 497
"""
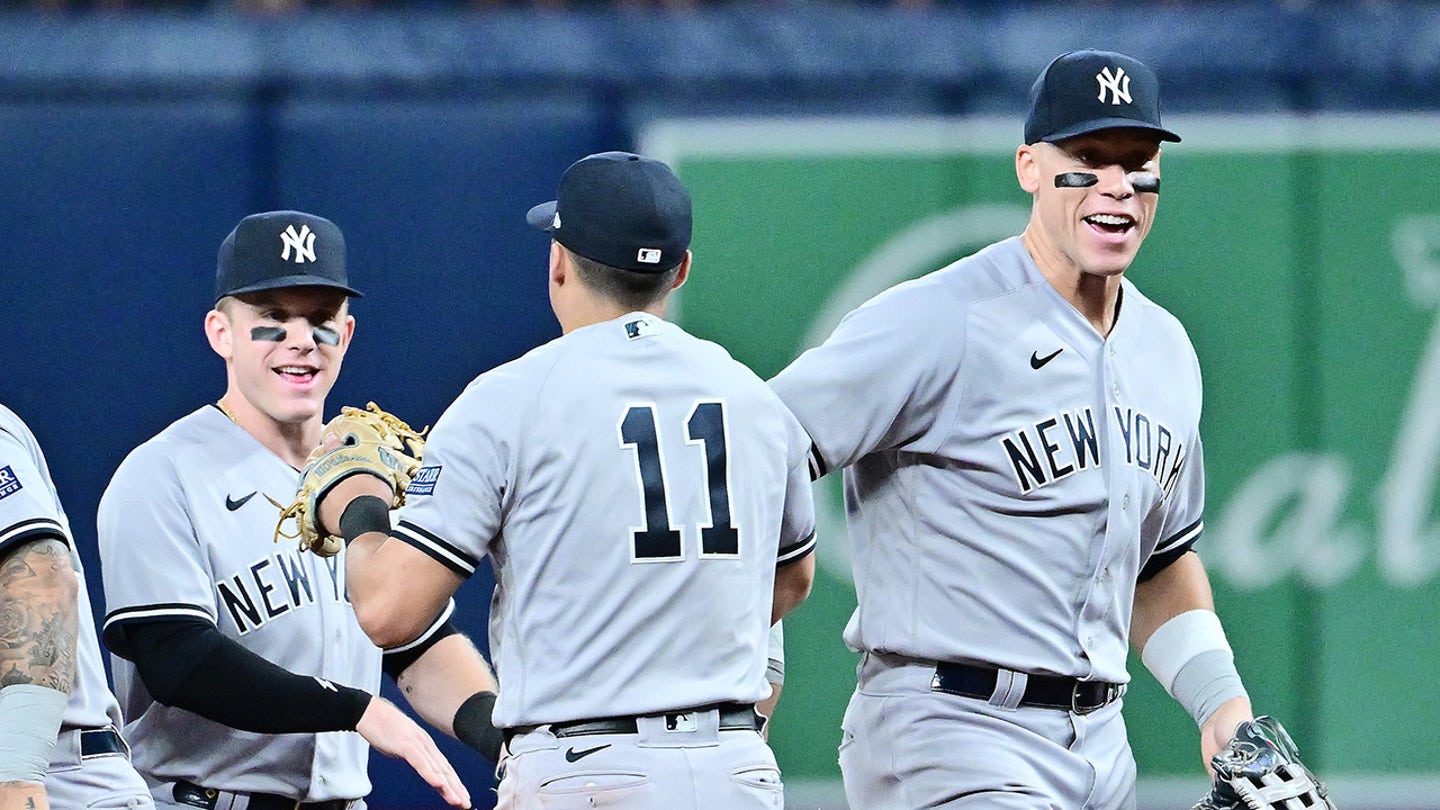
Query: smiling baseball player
96 211 498 810
770 50 1263 808
0 404 152 810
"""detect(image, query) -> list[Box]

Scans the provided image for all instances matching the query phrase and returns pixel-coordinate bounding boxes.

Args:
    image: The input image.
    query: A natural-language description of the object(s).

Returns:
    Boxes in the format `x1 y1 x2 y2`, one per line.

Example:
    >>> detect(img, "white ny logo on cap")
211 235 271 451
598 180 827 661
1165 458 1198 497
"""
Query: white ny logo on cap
280 224 317 264
1095 66 1132 106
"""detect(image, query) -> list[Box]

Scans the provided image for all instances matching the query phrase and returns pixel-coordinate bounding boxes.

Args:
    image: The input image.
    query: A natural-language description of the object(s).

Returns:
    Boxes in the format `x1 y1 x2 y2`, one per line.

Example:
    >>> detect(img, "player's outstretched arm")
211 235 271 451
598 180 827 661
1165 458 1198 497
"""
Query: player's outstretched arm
0 537 79 806
1131 552 1253 770
391 633 504 762
115 616 473 807
356 696 472 809
316 473 463 648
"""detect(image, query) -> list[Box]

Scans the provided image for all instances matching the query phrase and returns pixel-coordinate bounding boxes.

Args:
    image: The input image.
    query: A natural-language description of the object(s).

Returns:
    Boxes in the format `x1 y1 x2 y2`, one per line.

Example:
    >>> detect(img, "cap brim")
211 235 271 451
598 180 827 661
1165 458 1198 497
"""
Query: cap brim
219 275 363 301
1042 119 1181 144
526 201 558 231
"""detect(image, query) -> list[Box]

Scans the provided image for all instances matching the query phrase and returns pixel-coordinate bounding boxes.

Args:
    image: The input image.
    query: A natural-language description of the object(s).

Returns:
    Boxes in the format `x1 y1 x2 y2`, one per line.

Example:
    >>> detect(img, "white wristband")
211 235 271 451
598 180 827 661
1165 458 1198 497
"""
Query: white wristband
1140 609 1232 692
1141 610 1247 726
0 684 67 783
765 621 785 686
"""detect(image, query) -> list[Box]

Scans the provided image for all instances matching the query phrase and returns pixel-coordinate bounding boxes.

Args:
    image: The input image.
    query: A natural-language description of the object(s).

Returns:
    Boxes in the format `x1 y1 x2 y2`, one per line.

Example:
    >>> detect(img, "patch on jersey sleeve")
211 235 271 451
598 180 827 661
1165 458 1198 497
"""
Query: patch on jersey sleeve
0 466 22 500
407 465 442 496
624 317 659 340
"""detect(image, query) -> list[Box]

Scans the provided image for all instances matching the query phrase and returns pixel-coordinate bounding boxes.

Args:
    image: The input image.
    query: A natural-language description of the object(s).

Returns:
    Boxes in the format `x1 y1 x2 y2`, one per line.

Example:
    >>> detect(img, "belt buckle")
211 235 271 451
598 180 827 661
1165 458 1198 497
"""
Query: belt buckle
1072 682 1122 715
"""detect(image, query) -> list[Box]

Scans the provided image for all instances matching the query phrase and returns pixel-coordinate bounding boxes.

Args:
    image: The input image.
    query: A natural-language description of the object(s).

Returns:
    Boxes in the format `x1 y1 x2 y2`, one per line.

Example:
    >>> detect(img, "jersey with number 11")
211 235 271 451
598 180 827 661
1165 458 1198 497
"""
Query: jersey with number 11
395 313 816 728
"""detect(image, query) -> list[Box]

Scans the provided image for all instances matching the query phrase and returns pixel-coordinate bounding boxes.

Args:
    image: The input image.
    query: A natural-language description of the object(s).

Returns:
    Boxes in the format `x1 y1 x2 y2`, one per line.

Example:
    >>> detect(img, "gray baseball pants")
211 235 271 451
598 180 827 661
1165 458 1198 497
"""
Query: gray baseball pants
839 652 1136 810
498 707 783 809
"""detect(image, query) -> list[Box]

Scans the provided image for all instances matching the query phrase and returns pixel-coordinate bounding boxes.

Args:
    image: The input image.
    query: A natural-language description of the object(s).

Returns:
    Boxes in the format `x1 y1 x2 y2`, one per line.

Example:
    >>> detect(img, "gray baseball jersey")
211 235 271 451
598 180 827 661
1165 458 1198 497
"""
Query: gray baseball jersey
394 313 816 729
97 406 386 801
770 236 1204 685
0 405 128 749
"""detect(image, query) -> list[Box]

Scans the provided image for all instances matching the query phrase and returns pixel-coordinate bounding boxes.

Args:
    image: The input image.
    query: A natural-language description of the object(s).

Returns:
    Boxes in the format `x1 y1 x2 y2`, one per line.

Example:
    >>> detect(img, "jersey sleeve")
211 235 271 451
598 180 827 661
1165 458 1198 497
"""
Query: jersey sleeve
0 428 70 558
394 380 513 578
99 445 218 656
1139 435 1205 582
769 279 964 477
776 410 817 566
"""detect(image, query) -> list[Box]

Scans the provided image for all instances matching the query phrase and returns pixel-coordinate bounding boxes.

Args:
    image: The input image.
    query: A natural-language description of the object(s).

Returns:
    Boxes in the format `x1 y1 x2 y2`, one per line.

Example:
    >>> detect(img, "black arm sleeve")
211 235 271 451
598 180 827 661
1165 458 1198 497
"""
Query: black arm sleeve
117 618 370 734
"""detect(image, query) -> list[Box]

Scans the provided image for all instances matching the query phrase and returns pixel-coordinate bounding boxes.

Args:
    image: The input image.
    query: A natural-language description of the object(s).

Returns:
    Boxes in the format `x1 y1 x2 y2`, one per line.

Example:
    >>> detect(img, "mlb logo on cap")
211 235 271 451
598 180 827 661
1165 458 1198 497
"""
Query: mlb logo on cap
526 151 693 274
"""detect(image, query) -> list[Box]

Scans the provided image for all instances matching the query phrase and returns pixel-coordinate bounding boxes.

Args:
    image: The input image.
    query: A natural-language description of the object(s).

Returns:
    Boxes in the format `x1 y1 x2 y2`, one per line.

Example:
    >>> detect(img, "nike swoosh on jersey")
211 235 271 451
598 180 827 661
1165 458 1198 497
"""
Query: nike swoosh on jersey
1030 348 1063 369
226 491 257 511
564 744 612 763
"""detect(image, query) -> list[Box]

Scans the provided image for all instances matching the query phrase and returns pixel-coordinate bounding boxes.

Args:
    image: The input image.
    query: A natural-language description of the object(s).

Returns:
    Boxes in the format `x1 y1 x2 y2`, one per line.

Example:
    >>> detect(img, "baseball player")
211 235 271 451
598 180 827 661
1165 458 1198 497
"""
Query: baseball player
769 50 1255 808
301 151 817 809
96 211 500 810
0 405 152 810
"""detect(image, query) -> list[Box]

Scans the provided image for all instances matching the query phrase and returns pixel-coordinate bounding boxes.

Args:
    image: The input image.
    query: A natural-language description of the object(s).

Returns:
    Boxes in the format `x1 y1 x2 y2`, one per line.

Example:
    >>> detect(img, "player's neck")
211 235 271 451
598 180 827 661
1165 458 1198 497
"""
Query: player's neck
1021 230 1122 336
558 298 668 335
217 393 321 469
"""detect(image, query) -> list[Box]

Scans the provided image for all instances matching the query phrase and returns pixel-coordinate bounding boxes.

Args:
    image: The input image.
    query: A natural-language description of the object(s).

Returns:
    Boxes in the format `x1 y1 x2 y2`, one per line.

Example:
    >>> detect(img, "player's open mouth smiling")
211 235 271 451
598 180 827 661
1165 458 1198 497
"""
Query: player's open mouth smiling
275 365 319 384
1084 213 1134 234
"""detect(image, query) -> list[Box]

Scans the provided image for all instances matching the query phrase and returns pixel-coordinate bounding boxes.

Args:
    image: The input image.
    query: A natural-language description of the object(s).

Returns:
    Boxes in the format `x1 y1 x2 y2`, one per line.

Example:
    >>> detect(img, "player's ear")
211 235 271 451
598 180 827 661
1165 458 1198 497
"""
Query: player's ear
670 251 692 291
204 308 233 360
340 312 356 349
548 241 566 288
1016 144 1041 194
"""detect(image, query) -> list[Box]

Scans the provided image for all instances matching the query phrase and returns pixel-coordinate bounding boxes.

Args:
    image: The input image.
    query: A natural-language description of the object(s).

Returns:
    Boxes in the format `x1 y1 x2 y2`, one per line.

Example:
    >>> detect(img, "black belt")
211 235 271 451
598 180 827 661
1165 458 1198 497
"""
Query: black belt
79 727 130 758
933 662 1124 715
506 702 761 743
173 780 352 810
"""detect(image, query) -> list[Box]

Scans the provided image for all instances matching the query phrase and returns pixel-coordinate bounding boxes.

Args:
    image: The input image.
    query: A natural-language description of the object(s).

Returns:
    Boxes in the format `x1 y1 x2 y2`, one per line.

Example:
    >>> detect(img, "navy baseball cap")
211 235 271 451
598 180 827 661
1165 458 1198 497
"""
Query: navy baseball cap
214 210 362 301
526 151 692 273
1024 50 1181 145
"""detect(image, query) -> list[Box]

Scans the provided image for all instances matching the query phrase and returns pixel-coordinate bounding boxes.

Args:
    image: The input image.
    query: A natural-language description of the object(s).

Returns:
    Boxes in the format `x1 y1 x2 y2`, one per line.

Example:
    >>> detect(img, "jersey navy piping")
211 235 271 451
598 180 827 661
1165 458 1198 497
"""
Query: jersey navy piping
394 519 479 577
0 516 68 556
776 530 817 565
1155 517 1203 554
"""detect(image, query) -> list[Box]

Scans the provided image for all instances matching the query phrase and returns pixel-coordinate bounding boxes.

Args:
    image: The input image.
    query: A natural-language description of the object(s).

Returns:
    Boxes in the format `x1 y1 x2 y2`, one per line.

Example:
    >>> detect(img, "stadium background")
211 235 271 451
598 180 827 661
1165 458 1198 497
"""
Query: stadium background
1 3 1435 808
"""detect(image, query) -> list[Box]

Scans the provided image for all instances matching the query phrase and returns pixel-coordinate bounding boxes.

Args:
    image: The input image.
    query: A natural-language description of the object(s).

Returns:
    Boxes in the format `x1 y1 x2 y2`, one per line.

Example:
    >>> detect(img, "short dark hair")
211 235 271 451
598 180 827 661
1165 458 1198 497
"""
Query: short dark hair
567 247 682 311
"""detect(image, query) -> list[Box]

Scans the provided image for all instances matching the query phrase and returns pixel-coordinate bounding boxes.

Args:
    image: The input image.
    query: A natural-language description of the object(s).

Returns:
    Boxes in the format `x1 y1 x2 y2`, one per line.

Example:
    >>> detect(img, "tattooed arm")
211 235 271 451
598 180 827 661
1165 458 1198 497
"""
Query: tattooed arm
0 537 79 810
0 537 78 692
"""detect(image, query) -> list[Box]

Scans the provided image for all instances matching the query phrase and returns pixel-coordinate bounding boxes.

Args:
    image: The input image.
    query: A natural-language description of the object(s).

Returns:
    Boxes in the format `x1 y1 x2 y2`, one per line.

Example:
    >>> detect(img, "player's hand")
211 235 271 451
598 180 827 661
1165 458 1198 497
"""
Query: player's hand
357 696 472 809
1198 695 1254 777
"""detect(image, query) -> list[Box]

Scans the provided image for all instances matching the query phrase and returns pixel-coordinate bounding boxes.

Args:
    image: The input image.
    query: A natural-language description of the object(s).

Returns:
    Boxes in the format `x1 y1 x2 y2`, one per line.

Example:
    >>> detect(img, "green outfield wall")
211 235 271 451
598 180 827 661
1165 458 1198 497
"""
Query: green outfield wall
643 115 1440 808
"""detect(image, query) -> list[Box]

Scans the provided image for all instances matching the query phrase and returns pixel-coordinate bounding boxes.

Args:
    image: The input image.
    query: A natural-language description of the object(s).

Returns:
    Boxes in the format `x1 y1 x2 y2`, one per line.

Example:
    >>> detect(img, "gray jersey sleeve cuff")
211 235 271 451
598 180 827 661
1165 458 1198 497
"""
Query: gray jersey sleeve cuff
777 531 817 567
0 517 69 558
394 519 481 577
